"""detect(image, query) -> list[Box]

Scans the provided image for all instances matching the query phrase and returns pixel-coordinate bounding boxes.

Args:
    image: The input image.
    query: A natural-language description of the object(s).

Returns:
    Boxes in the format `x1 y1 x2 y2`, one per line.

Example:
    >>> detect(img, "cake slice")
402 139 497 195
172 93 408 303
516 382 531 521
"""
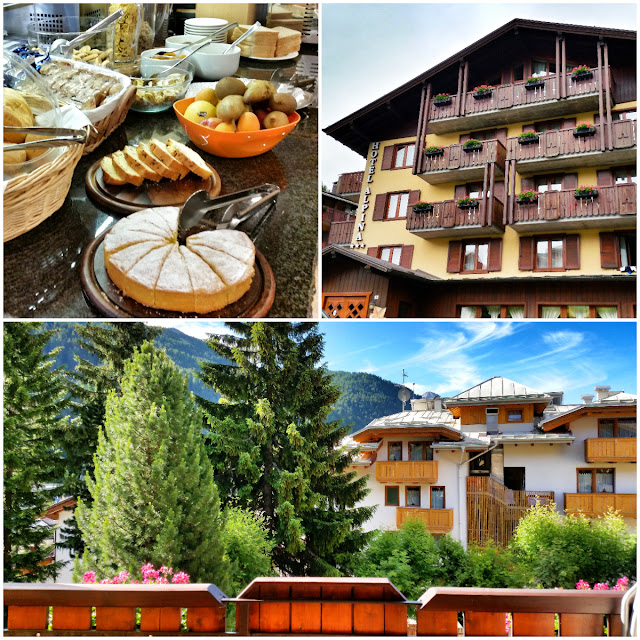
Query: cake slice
154 244 194 311
101 156 128 185
123 145 162 182
120 208 176 239
104 226 168 257
188 229 256 263
111 151 144 187
121 244 174 308
149 138 190 179
166 139 212 180
137 141 181 180
179 246 229 313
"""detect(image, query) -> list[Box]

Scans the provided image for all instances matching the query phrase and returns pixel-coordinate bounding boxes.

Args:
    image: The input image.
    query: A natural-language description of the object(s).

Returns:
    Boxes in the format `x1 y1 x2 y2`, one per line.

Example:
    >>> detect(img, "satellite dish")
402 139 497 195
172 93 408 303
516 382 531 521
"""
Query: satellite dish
398 387 412 403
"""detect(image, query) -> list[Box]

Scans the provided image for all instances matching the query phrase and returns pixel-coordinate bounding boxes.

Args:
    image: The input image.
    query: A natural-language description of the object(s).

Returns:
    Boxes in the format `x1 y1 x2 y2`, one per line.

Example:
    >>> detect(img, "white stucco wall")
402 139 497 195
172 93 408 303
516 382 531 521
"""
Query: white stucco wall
49 507 76 583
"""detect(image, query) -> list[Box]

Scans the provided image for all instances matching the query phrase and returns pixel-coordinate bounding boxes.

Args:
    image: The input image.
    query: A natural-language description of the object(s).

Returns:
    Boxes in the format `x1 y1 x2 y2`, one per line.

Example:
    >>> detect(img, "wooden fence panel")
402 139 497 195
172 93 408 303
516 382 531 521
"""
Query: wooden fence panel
51 606 92 631
559 613 604 636
140 606 181 632
186 606 226 633
512 612 555 636
465 611 508 636
6 606 48 631
95 607 136 631
291 602 322 634
416 609 458 636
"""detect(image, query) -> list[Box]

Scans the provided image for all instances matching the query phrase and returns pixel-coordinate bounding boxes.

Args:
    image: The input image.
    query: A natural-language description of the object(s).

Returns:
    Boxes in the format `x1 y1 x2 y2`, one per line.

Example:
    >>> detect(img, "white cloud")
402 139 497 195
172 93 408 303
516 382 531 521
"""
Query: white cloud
144 320 233 341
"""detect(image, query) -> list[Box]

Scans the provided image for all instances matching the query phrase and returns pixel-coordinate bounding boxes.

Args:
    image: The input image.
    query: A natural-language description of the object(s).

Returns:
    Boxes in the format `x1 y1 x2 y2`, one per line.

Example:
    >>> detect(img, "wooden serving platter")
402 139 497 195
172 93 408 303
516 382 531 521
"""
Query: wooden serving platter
80 229 275 318
85 159 221 215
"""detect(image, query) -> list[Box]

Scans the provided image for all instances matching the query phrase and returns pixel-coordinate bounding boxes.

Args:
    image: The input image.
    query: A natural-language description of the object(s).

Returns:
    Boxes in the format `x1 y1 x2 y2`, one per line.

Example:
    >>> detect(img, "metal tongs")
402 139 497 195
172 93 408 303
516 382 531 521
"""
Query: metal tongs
178 184 280 244
3 126 88 151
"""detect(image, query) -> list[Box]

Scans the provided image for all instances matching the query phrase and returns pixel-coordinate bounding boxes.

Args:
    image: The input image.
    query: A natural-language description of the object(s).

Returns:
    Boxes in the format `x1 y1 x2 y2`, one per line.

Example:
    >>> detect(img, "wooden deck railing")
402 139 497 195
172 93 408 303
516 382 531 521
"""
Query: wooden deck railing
564 493 637 518
429 69 604 122
512 183 636 225
322 207 353 225
326 220 355 245
584 437 637 463
335 171 363 195
422 140 506 174
396 507 454 534
467 476 555 547
506 120 637 163
406 198 503 233
4 583 227 635
376 460 438 483
417 587 625 636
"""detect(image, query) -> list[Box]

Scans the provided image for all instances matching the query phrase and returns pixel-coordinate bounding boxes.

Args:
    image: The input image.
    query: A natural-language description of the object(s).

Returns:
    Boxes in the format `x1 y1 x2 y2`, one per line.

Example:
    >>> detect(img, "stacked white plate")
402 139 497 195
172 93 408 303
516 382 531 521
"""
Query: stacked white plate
184 18 229 43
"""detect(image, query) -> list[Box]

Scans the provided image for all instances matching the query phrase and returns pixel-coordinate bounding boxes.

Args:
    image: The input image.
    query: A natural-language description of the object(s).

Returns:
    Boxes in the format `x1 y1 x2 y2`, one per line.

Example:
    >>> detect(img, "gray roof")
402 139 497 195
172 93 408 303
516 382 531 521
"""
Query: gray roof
495 433 575 444
362 409 457 429
448 376 550 402
601 392 636 403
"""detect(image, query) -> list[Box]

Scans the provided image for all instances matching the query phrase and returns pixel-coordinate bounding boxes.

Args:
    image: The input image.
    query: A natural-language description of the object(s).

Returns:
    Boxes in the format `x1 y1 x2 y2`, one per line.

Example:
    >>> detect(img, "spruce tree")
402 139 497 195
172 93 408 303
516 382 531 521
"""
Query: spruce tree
60 322 162 554
199 322 374 576
76 342 229 587
4 322 69 582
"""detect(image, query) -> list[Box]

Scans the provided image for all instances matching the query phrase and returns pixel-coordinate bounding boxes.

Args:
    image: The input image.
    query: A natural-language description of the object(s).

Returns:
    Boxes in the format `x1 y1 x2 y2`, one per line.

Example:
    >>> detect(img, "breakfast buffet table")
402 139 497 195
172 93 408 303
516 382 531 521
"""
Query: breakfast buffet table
4 51 319 319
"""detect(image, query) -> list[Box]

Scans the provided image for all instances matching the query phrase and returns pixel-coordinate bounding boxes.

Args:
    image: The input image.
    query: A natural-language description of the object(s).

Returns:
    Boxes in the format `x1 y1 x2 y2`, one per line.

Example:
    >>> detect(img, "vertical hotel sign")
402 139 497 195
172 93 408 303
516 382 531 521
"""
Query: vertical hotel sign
351 141 379 249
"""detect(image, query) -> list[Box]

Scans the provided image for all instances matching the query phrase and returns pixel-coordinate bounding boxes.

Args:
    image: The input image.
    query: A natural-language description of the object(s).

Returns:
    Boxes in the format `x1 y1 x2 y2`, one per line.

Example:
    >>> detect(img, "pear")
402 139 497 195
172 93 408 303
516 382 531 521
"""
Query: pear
243 80 276 104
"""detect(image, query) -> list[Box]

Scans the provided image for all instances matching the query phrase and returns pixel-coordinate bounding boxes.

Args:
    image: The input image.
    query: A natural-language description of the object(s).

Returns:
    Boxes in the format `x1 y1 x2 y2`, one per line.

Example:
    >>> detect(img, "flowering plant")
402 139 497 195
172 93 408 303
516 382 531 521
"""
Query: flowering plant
572 65 591 76
472 84 493 94
413 201 433 211
425 145 444 153
517 190 538 202
574 185 598 196
576 577 630 591
457 196 478 206
82 563 190 585
518 130 539 141
434 93 451 100
575 121 596 131
462 139 482 149
525 76 543 84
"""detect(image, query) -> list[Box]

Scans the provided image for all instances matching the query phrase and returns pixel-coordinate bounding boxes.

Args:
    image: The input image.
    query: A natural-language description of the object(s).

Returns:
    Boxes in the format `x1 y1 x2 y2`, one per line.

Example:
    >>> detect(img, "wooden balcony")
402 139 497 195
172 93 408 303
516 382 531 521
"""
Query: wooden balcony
507 120 636 173
407 198 504 239
428 69 605 134
564 493 636 518
510 183 636 232
326 220 354 246
335 171 363 199
419 140 506 185
585 437 637 463
376 460 438 483
322 208 353 231
396 507 454 533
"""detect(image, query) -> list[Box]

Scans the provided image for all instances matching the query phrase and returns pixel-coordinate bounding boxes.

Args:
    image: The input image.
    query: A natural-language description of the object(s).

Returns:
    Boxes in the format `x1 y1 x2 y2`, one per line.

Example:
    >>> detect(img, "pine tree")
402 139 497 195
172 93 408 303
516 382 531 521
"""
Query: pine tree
76 342 229 587
60 322 162 554
198 322 374 576
4 322 69 582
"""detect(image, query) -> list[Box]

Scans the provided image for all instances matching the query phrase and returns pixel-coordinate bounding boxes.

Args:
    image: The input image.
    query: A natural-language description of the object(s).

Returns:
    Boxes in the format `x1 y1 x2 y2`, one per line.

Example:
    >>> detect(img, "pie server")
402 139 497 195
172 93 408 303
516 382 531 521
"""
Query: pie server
178 184 280 244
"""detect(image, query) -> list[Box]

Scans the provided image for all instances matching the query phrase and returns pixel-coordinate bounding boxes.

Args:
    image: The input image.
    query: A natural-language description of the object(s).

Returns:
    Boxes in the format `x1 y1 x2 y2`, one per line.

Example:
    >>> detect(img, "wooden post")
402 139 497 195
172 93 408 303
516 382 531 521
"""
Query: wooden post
461 60 470 116
481 164 489 226
597 40 606 152
603 41 613 150
561 38 567 98
509 159 517 225
555 35 562 98
488 162 496 227
456 61 464 117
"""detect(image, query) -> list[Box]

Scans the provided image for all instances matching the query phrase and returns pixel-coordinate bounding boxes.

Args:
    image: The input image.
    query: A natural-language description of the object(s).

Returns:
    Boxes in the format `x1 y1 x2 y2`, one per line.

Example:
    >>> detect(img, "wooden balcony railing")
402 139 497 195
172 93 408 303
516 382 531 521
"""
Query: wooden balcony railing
421 139 506 177
417 587 625 636
585 437 637 463
467 476 555 547
4 583 227 635
511 183 636 227
336 171 363 196
396 507 454 533
406 198 504 238
506 120 637 168
376 460 438 483
565 493 637 518
326 220 355 245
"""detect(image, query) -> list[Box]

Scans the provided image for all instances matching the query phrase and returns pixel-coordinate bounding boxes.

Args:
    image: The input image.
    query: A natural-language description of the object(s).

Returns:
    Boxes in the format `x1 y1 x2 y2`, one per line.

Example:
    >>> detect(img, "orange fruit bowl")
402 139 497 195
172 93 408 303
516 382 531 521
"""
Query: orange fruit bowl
174 97 301 158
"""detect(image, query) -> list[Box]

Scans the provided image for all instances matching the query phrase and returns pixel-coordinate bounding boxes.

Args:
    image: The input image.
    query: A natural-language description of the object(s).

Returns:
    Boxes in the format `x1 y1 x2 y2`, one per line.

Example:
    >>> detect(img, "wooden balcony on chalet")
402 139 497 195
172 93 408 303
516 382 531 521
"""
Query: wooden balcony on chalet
376 460 438 483
326 220 354 246
584 437 637 463
396 507 454 533
509 183 636 232
507 120 636 174
419 139 506 185
322 208 353 231
428 69 606 134
407 197 504 239
564 493 636 518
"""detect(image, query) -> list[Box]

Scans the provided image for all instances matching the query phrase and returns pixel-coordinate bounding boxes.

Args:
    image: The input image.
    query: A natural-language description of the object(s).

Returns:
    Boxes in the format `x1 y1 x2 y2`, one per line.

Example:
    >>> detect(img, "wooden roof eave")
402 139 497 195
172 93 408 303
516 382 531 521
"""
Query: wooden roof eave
541 404 637 431
352 425 462 443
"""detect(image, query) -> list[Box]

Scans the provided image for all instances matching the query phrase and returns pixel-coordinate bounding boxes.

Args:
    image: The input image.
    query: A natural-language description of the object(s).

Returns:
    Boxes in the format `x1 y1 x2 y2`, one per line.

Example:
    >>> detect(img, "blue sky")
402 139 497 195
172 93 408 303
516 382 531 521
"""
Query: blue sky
321 3 638 187
147 320 637 404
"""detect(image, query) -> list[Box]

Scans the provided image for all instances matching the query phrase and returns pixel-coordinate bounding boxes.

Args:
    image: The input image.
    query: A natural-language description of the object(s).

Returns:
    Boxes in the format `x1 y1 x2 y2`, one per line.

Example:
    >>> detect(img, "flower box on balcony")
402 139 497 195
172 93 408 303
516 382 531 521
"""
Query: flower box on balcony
462 140 483 152
516 191 539 205
424 146 444 157
413 202 434 213
574 186 599 199
457 198 479 209
571 66 593 81
433 94 452 106
472 85 493 99
524 78 545 90
518 132 540 145
573 125 596 137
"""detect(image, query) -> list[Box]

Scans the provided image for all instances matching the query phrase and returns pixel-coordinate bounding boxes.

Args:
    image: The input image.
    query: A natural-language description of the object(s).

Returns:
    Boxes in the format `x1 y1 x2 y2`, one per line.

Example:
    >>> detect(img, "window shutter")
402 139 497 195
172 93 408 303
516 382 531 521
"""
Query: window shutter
367 247 378 258
400 245 414 269
372 193 387 220
408 190 421 205
518 236 535 270
562 117 577 129
597 169 614 187
487 238 503 272
454 184 467 199
381 146 395 170
599 232 619 268
562 173 578 190
520 176 536 191
447 241 463 273
565 235 580 269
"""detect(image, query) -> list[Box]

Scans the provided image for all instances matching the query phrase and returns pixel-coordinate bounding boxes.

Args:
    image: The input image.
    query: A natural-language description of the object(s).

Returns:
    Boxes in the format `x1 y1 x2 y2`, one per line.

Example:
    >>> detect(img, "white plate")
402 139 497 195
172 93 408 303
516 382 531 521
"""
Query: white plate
243 51 300 62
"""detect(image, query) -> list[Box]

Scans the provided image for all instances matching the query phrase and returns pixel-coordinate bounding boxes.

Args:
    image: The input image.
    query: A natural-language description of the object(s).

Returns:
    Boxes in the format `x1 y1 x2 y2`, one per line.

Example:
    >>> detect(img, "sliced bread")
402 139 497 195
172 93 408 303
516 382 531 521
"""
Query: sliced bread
137 141 181 181
111 151 144 187
123 145 162 182
273 26 301 57
149 138 190 179
166 138 212 180
101 155 128 186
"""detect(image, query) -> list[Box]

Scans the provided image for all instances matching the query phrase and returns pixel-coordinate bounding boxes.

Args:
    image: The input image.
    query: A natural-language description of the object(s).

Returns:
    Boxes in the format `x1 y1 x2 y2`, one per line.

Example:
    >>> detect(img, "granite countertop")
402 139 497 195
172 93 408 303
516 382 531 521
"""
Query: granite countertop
4 51 318 319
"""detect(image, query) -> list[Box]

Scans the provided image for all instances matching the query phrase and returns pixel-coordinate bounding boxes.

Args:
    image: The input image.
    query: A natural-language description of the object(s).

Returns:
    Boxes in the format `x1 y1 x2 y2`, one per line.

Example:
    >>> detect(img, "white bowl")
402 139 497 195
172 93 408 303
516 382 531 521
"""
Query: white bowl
162 40 240 80
184 17 228 28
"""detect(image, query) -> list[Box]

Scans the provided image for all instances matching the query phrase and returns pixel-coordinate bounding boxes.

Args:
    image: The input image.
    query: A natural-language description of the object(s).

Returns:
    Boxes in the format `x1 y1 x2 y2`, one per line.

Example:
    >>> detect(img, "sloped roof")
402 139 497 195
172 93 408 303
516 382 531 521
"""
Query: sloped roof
601 391 636 403
540 401 637 431
447 376 550 403
362 409 456 429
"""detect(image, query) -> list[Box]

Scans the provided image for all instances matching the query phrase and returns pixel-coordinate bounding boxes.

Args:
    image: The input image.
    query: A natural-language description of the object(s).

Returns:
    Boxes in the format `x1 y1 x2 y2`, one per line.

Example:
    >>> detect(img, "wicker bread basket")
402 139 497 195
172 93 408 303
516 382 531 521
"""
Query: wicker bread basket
83 85 136 155
4 140 85 243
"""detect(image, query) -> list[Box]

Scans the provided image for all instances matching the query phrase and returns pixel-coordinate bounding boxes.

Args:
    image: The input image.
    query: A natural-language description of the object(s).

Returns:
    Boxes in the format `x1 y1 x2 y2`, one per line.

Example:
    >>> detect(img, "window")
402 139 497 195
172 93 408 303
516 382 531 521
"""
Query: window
534 119 562 133
539 305 619 319
388 442 402 461
385 192 410 219
611 110 637 121
600 232 636 270
614 167 637 184
520 235 579 272
577 468 614 493
535 175 563 192
394 144 415 169
508 410 523 421
448 238 502 274
406 487 421 507
536 238 564 270
459 305 524 319
385 486 400 506
379 246 402 265
469 450 491 475
462 130 496 142
409 442 434 461
531 59 556 77
599 418 636 438
431 487 445 509
463 241 489 272
511 64 524 82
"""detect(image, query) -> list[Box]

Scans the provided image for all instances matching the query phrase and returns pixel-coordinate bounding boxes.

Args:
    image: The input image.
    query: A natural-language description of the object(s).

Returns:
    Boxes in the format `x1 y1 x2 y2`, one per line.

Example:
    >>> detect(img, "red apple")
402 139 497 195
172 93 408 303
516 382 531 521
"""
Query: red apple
254 109 269 128
200 117 223 129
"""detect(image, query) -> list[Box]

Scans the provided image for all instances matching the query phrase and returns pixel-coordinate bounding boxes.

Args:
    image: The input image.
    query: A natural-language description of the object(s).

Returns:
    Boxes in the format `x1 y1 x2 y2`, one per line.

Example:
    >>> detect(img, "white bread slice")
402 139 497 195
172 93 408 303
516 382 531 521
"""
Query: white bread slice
272 26 301 57
111 151 144 187
149 139 190 179
123 145 162 182
101 155 128 185
165 138 212 180
232 25 277 57
137 141 181 181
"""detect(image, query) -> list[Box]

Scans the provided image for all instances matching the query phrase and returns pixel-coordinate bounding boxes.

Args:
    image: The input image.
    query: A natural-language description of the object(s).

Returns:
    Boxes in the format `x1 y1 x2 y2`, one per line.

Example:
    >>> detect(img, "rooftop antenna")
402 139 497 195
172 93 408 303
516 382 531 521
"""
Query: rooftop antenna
398 369 412 411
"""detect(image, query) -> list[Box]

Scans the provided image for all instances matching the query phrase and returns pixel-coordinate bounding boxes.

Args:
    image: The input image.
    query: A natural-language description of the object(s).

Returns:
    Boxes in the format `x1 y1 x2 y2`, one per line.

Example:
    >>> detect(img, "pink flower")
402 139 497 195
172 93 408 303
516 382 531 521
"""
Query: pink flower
593 582 609 591
82 571 96 584
613 577 630 591
172 571 190 584
576 580 591 590
159 566 173 575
